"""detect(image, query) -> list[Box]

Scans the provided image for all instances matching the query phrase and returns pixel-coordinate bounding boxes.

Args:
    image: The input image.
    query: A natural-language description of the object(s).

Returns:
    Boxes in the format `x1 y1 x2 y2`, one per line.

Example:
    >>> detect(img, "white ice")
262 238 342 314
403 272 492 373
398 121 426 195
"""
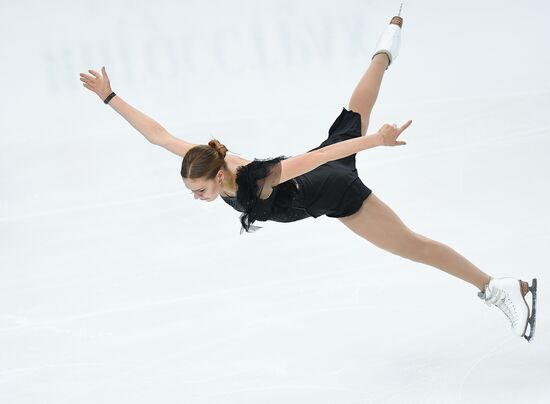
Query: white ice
1 1 549 403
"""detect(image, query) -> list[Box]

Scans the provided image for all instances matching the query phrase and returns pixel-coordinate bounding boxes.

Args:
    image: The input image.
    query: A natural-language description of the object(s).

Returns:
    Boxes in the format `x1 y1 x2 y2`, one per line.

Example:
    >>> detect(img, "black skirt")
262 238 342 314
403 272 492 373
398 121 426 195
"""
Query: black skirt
295 107 372 218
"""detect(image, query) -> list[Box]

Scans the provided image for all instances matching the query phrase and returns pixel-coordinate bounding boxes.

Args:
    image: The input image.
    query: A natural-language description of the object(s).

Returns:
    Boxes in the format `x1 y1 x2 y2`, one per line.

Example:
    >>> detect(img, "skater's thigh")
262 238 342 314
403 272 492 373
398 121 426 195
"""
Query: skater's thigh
338 193 428 259
345 105 369 135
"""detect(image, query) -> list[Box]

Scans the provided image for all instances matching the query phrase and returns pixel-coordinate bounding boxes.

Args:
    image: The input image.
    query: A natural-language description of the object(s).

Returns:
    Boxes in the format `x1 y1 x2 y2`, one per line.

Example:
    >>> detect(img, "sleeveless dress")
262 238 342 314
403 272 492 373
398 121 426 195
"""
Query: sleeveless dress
221 107 372 234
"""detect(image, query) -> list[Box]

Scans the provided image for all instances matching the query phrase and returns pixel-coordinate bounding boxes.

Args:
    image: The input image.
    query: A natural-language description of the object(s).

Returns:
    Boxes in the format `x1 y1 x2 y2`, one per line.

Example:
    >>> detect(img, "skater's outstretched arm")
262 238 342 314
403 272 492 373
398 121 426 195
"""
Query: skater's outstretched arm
80 66 198 158
275 121 412 186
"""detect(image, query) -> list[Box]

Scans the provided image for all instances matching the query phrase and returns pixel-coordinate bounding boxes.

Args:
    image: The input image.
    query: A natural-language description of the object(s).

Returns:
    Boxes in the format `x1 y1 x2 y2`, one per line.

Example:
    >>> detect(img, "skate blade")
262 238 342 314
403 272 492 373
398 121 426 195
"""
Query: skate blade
523 278 537 342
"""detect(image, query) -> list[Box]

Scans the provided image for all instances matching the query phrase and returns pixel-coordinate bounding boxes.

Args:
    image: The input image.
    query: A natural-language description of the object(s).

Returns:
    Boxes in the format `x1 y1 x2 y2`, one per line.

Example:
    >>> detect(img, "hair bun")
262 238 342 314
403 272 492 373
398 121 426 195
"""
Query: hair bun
208 139 228 158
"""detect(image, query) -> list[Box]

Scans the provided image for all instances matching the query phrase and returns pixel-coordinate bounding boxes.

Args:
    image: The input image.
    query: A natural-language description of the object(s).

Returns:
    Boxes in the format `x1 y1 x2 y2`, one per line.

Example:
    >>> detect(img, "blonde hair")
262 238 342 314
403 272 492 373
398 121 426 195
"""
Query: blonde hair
180 138 229 180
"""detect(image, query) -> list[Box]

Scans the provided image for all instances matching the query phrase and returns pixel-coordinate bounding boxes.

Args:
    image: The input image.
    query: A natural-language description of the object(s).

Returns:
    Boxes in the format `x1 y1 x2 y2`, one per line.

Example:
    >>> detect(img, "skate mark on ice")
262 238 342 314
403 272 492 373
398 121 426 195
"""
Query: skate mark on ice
0 314 31 330
0 190 188 222
458 336 514 402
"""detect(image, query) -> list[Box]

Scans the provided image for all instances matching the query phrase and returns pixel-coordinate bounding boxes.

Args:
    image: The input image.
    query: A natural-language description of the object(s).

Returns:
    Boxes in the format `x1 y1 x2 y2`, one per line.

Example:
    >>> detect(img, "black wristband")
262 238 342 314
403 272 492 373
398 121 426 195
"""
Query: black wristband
103 92 116 104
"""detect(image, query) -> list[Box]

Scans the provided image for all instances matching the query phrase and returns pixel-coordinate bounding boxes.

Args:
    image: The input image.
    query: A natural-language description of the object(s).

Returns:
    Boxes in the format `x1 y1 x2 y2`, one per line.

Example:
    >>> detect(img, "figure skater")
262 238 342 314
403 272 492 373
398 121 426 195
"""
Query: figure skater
80 9 537 341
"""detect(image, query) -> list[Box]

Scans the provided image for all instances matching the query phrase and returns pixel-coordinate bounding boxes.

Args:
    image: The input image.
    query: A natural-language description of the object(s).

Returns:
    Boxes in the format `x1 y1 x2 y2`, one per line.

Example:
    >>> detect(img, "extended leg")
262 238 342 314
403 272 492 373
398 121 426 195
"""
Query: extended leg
338 194 492 291
348 54 389 136
349 11 402 135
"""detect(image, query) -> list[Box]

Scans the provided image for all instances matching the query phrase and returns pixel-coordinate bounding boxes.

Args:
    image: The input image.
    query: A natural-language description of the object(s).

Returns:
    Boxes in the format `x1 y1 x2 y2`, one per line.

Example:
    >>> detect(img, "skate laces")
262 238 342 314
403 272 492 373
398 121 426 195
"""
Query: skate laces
478 286 519 327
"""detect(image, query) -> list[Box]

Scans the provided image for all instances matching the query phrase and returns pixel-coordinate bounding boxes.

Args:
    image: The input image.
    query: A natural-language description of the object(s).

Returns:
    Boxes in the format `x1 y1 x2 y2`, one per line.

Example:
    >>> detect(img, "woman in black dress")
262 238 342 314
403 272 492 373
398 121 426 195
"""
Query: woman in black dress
80 12 536 341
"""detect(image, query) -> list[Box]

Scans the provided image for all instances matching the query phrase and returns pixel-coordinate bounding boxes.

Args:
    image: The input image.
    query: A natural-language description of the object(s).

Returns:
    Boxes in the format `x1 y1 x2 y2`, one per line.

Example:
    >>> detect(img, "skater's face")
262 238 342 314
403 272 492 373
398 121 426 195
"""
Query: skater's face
183 172 223 202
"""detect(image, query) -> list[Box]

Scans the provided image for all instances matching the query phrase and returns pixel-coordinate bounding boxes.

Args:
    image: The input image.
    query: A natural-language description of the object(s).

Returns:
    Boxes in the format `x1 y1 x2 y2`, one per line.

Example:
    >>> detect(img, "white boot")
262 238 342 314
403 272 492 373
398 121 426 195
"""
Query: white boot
478 277 537 341
372 15 403 69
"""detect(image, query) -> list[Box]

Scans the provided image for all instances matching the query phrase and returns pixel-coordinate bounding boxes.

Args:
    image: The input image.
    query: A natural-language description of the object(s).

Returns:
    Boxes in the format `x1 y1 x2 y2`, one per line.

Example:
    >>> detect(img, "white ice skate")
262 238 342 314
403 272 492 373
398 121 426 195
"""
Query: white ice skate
372 4 404 69
478 277 538 341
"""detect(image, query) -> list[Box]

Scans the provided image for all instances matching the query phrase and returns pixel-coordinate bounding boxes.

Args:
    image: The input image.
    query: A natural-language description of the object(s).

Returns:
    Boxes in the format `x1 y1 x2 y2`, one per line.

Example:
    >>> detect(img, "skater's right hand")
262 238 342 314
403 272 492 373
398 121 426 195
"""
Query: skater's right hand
79 66 113 102
377 120 412 146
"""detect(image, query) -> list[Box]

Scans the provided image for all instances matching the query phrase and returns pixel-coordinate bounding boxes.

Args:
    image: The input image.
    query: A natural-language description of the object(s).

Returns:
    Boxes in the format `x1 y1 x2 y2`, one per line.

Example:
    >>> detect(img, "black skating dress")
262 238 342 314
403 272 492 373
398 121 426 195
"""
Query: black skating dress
221 107 372 233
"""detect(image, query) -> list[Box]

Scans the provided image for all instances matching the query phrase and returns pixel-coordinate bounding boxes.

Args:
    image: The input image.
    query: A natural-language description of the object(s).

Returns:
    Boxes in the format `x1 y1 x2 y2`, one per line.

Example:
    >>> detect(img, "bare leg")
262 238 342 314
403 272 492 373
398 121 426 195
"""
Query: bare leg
348 54 389 136
338 194 492 291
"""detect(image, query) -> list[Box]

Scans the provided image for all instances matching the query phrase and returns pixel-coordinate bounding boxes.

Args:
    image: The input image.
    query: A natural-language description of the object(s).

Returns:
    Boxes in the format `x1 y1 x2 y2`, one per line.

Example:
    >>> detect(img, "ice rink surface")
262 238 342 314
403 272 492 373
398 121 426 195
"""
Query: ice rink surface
1 0 549 403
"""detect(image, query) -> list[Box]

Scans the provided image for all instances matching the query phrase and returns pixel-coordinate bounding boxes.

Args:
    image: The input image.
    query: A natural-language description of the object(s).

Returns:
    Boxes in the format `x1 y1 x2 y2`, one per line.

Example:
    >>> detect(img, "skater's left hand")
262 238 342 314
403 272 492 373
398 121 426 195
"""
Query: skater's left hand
377 120 412 146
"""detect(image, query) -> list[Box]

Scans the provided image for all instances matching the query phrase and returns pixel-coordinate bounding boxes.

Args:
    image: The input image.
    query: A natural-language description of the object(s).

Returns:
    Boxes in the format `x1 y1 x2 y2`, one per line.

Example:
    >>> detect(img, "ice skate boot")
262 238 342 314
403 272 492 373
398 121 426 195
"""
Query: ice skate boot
478 277 538 342
372 4 404 69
